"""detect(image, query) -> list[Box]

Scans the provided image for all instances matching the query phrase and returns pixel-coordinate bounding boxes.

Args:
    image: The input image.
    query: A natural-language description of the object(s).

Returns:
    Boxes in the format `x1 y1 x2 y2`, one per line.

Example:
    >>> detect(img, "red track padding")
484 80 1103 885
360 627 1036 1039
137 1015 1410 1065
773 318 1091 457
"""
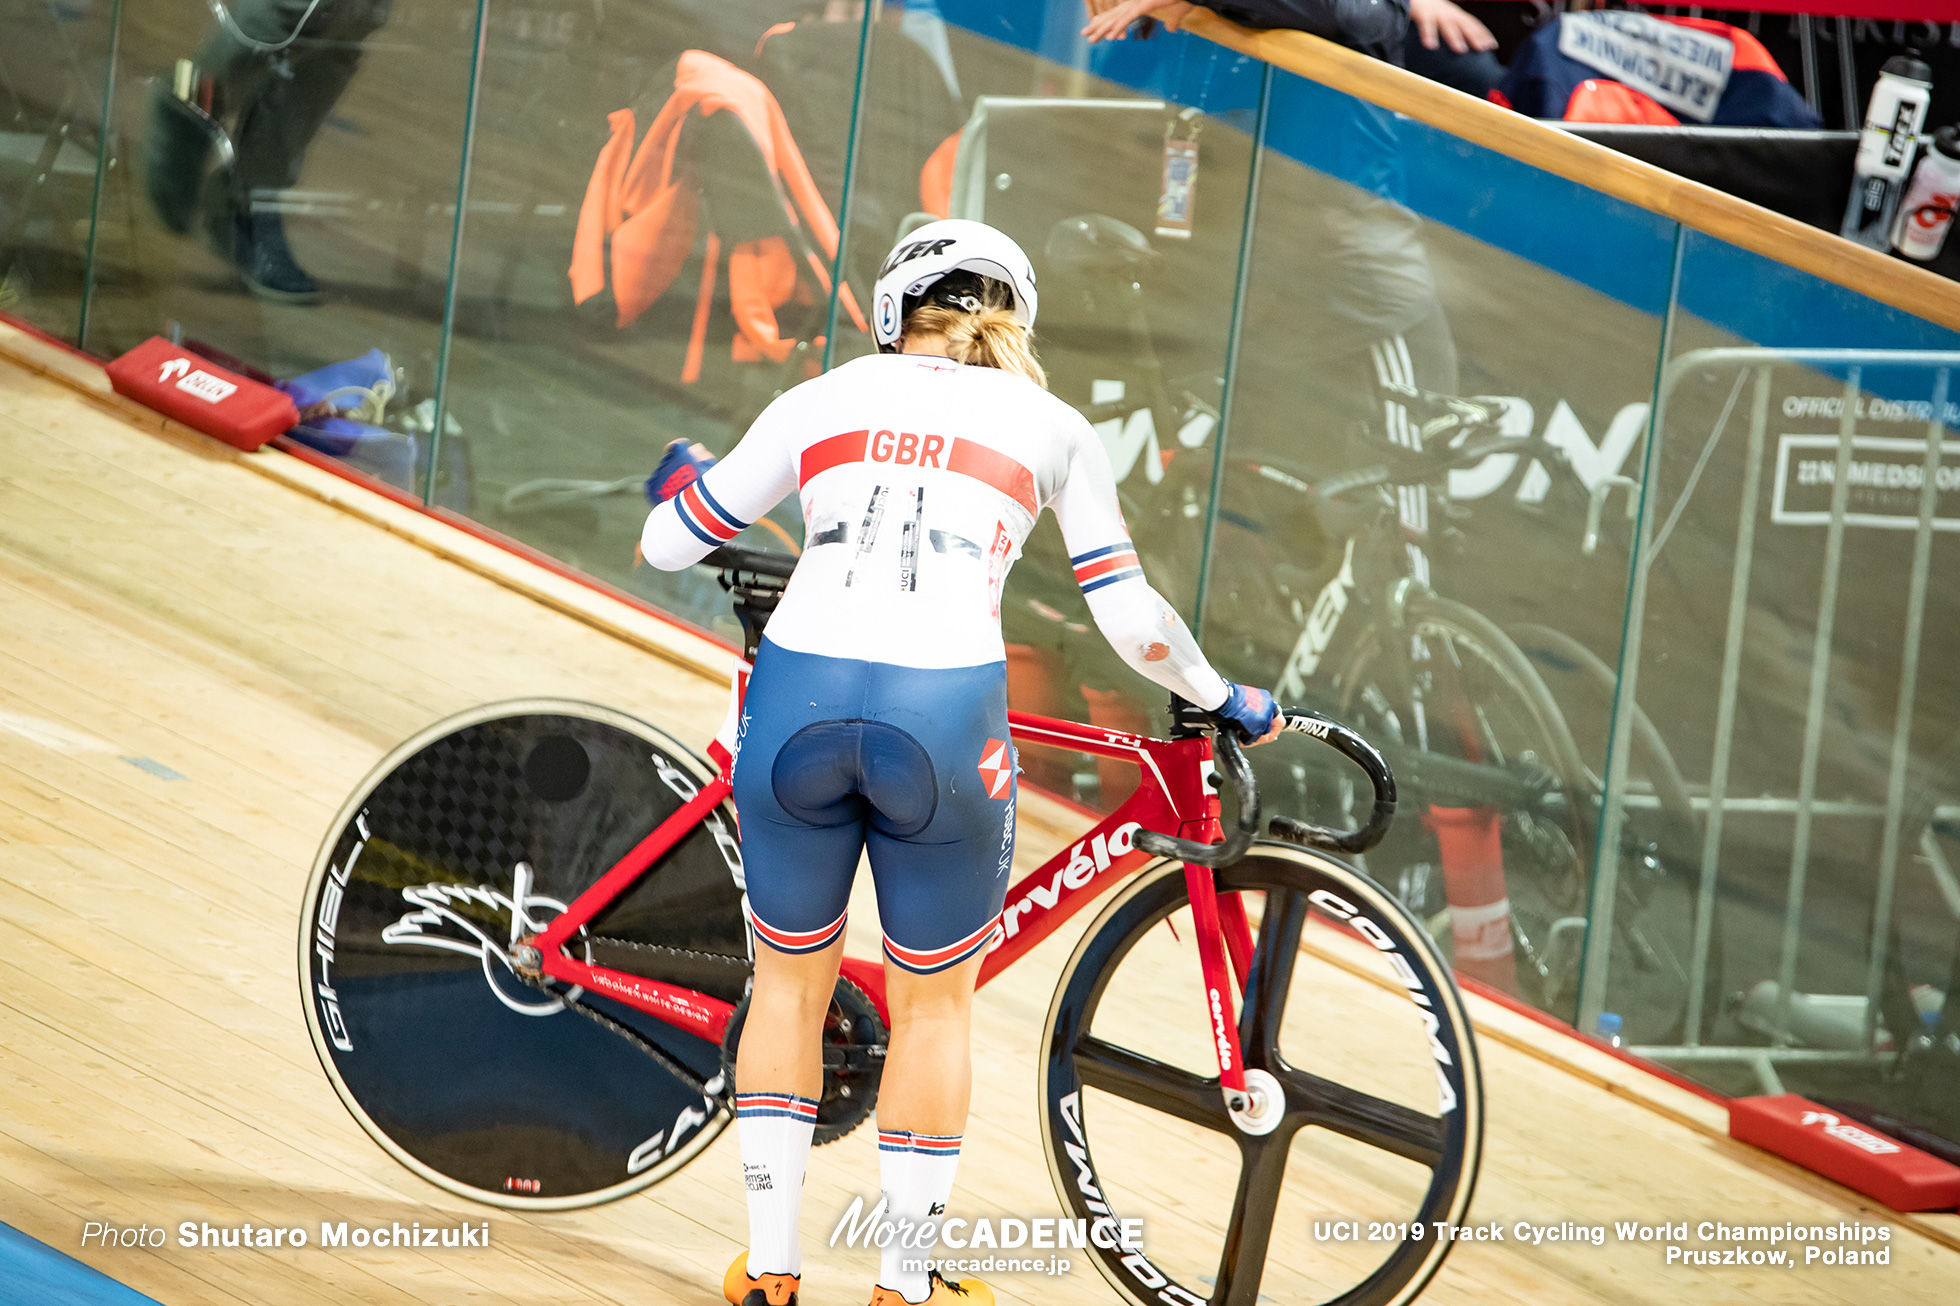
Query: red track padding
105 337 297 451
1729 1094 1960 1212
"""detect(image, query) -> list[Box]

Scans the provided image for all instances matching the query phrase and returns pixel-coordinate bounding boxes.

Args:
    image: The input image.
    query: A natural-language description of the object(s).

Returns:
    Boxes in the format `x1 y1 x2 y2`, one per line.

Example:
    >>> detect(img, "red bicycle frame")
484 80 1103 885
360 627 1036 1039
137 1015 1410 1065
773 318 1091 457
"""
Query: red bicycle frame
531 705 1260 1098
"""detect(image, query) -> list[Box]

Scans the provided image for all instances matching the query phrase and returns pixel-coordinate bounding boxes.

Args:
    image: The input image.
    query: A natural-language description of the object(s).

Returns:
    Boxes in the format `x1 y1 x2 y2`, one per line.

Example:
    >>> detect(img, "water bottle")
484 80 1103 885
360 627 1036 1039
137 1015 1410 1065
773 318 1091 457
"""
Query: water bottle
1735 980 1887 1050
1597 1011 1623 1049
1842 50 1935 250
1892 125 1960 260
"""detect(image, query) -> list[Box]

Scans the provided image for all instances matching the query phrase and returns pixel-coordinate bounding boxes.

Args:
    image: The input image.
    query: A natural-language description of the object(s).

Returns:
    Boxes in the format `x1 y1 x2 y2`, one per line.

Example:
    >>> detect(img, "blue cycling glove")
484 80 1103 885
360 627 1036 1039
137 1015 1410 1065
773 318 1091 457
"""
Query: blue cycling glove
1217 681 1280 742
646 439 718 505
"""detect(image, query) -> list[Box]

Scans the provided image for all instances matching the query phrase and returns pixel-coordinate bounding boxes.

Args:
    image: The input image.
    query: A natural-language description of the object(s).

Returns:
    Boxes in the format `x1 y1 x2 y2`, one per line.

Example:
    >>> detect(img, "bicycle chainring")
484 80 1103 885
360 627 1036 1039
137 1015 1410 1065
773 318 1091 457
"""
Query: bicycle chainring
720 976 887 1145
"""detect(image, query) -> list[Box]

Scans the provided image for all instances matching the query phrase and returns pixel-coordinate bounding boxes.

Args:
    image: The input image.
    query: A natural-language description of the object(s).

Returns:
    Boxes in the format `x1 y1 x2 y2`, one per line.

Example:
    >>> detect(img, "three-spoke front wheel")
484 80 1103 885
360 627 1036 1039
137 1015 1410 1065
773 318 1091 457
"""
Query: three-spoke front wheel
1039 845 1482 1306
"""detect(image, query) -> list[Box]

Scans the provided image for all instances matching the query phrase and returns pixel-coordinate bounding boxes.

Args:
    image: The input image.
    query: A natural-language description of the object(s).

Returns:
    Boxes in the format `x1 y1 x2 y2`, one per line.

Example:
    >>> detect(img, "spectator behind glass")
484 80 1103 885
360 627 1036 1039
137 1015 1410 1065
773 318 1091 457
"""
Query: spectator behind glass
1083 0 1502 97
147 0 393 305
1081 0 1464 605
1083 0 1407 63
1403 0 1502 98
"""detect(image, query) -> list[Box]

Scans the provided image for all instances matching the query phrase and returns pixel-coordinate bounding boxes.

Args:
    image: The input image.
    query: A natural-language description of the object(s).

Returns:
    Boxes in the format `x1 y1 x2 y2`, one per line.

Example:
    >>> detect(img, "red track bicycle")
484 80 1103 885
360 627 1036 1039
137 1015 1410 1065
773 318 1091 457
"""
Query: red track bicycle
300 546 1482 1306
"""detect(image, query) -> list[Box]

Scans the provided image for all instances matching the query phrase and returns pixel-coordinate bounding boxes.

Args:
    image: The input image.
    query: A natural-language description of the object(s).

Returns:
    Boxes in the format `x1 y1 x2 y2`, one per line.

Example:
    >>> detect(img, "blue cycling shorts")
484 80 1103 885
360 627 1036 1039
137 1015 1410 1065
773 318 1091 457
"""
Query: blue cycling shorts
732 638 1016 974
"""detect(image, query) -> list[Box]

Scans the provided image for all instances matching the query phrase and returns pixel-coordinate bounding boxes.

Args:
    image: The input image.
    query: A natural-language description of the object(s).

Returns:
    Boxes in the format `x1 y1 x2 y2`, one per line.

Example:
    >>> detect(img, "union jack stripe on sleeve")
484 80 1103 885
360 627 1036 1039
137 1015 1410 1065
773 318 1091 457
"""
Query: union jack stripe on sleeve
1072 543 1143 594
674 479 749 546
737 1092 820 1122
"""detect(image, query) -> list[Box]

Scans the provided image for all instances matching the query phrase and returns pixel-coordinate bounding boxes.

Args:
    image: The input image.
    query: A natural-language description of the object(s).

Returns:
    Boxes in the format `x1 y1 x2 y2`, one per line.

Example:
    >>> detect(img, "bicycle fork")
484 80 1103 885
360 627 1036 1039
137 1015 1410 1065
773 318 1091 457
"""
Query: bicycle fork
1184 863 1263 1118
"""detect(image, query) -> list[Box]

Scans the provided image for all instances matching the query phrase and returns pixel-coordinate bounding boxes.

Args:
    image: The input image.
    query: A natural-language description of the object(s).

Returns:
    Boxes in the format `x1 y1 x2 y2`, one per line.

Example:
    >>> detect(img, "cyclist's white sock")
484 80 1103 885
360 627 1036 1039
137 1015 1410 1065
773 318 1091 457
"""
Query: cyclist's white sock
876 1129 962 1302
736 1092 819 1277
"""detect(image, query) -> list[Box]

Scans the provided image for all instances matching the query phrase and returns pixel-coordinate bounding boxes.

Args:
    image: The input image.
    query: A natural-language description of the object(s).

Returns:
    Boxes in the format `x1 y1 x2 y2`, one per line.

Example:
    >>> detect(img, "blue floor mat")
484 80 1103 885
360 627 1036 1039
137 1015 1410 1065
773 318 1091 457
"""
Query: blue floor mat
0 1222 164 1305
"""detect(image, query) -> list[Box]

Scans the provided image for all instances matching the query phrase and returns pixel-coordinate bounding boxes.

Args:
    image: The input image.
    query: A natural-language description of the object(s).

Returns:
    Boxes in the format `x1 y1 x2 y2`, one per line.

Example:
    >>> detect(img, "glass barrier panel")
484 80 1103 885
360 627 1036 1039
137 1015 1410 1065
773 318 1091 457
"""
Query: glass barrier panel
1214 67 1679 1026
77 0 479 501
430 2 872 644
1 0 119 342
1593 229 1960 1161
838 4 1265 811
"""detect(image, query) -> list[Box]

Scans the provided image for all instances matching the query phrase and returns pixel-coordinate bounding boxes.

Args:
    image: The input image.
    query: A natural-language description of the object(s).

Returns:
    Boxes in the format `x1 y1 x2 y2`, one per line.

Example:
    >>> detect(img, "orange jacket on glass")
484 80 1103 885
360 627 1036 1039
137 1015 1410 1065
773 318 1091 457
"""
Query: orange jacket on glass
569 50 866 380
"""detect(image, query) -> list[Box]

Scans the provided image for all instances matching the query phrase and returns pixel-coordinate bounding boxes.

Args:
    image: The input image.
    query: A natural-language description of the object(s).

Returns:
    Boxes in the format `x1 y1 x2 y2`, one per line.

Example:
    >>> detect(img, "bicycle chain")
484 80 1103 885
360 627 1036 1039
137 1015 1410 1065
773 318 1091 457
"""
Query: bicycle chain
564 992 729 1104
589 937 752 970
511 963 735 1106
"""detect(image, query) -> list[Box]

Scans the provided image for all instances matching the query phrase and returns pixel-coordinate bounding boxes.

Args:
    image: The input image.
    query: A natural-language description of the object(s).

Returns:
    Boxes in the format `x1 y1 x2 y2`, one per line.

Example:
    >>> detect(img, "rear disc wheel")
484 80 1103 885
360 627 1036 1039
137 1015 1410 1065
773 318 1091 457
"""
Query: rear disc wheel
298 700 749 1209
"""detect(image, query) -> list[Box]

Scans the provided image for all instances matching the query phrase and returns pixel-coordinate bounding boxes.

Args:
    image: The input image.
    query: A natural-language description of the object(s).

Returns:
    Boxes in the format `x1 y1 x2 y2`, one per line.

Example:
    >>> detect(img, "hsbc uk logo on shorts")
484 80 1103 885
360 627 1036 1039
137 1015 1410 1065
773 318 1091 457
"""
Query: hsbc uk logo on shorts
978 738 1014 799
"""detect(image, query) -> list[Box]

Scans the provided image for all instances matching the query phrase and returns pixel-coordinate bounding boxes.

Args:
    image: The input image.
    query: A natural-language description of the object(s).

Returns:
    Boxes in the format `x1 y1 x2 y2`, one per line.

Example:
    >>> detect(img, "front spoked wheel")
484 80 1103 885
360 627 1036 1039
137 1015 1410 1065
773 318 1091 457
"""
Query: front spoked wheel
1040 845 1482 1306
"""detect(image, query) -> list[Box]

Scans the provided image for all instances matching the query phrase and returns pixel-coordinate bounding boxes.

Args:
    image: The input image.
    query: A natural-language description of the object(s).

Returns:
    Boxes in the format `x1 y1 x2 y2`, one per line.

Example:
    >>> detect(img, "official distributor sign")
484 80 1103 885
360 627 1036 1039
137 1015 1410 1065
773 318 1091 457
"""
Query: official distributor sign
1772 434 1960 531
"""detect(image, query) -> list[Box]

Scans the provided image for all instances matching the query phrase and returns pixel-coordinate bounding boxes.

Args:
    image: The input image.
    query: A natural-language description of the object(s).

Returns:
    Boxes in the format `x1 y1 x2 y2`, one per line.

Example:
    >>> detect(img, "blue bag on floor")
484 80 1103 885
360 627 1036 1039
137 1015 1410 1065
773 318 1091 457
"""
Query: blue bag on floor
277 351 471 510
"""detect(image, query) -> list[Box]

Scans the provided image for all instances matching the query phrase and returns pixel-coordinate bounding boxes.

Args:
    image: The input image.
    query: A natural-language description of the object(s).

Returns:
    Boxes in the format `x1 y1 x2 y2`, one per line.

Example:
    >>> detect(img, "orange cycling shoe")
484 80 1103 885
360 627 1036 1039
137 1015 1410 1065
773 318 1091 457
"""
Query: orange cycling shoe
725 1254 800 1306
868 1271 993 1306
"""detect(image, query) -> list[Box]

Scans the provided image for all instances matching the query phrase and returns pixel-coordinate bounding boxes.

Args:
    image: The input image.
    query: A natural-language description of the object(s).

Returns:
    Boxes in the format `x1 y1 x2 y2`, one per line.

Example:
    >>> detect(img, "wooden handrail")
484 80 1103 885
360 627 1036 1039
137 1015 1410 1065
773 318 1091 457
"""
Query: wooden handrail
1183 10 1960 336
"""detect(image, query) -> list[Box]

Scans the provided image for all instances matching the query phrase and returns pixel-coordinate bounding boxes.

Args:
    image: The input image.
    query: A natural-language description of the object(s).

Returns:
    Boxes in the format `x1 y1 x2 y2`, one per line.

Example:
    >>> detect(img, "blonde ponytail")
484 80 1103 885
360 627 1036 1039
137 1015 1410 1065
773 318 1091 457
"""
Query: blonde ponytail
902 288 1046 389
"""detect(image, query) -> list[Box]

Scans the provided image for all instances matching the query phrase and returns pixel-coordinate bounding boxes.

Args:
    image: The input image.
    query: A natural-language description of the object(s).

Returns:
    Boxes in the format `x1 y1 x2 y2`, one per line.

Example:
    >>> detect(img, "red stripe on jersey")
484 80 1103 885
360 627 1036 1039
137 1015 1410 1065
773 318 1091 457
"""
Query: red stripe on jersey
946 440 1039 517
1074 551 1139 582
800 428 1036 517
682 484 741 540
799 429 870 485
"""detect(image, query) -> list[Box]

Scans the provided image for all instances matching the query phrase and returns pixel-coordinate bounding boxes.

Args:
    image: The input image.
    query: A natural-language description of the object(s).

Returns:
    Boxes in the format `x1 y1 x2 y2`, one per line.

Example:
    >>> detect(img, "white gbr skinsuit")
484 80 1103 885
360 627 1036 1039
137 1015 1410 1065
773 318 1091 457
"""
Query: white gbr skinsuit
640 350 1233 973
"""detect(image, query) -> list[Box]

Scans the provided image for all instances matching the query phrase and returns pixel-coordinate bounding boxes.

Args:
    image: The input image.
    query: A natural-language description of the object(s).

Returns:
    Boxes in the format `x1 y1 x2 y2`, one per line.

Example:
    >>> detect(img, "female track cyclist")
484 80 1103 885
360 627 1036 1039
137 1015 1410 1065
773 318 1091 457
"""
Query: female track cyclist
639 219 1281 1306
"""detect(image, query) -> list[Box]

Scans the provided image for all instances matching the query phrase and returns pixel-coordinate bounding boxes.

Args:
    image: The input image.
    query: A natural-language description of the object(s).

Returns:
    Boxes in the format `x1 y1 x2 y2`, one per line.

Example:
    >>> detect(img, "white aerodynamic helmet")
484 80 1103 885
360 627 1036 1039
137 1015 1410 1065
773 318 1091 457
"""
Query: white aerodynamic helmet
871 218 1039 351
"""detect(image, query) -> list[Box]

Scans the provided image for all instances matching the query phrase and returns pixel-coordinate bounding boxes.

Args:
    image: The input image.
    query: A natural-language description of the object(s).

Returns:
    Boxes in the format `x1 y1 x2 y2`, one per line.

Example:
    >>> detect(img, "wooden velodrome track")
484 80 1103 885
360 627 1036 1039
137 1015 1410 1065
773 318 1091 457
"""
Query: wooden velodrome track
3 324 1959 1306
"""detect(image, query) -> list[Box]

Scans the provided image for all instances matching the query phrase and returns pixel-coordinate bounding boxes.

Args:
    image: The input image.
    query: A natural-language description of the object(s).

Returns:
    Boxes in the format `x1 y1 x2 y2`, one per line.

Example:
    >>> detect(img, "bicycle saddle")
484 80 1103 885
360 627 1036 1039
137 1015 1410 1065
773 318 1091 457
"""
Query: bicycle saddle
1045 214 1161 279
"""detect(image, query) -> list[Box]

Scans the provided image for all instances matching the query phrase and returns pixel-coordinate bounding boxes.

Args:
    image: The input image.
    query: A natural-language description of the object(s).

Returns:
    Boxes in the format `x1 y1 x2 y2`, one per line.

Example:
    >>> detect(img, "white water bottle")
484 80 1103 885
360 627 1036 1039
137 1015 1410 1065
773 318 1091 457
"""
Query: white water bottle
1843 51 1934 249
1893 125 1960 260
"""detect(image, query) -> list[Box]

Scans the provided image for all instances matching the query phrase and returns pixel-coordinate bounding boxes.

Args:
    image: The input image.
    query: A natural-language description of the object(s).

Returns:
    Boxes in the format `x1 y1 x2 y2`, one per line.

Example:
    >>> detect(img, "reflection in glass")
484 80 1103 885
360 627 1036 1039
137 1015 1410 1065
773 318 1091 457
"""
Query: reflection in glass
1601 231 1960 1162
0 0 118 342
82 0 478 500
438 2 870 641
1210 68 1679 1030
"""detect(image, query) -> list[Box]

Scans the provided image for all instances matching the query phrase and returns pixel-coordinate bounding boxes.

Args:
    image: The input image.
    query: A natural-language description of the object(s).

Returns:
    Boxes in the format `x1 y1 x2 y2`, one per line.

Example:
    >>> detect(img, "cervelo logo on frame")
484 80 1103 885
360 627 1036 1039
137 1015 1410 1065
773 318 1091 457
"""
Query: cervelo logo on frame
1208 988 1233 1071
996 823 1143 945
157 356 238 405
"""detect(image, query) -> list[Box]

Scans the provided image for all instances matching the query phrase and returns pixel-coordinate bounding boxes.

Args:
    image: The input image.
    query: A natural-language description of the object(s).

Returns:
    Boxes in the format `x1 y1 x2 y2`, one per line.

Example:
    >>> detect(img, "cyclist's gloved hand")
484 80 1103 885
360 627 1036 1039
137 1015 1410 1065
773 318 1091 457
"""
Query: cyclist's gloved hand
647 439 718 505
1217 682 1282 746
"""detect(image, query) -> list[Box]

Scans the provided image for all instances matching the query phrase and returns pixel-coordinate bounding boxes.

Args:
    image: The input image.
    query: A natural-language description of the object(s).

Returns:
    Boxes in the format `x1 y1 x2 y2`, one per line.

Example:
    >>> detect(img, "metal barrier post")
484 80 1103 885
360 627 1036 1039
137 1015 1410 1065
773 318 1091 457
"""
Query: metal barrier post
1864 368 1951 1046
1774 365 1862 1047
1577 231 1684 1035
1625 349 1960 1087
1685 363 1773 1046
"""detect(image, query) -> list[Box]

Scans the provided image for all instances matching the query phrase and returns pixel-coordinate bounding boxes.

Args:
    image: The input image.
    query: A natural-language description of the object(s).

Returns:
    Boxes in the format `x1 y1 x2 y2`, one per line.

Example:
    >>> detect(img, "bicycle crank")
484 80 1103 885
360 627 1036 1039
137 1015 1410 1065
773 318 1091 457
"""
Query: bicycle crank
721 976 887 1145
